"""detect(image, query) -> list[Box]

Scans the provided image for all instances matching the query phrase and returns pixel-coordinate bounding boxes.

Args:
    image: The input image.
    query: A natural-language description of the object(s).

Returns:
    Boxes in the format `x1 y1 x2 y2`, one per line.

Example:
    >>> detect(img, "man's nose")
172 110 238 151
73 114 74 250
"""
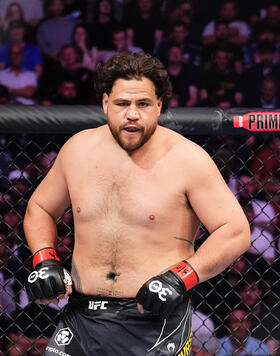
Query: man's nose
126 106 139 120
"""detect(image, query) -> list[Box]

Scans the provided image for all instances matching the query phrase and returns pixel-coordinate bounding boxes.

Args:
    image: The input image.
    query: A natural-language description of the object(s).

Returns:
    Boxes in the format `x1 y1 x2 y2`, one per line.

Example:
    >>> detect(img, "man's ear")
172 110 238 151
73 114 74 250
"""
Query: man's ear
157 98 163 115
102 93 109 114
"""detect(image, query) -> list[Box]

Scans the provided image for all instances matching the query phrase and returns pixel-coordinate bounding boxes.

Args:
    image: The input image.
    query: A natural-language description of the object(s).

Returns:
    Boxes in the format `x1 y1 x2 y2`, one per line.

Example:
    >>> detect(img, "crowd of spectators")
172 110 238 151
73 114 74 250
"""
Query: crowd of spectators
1 0 280 355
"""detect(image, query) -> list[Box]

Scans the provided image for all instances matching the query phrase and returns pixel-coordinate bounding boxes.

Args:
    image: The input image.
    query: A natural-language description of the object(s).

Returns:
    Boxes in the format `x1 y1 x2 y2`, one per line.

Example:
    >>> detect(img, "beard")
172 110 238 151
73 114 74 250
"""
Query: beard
107 120 157 153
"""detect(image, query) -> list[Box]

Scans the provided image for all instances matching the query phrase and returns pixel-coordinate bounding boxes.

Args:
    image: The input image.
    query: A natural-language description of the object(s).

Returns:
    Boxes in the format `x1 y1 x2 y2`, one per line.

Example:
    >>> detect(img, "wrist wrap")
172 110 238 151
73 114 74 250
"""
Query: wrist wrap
170 260 199 290
33 247 61 268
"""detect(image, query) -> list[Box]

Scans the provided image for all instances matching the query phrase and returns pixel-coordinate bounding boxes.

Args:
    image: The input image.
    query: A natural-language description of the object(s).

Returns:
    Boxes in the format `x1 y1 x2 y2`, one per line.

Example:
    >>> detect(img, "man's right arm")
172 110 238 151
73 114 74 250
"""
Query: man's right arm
24 146 70 253
24 144 72 303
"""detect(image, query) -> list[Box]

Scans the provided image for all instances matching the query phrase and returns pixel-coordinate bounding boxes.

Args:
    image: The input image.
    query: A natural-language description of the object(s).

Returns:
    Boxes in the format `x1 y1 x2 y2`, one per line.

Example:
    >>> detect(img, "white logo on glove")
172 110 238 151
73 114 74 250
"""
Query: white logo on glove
27 267 49 283
55 327 73 346
148 280 173 301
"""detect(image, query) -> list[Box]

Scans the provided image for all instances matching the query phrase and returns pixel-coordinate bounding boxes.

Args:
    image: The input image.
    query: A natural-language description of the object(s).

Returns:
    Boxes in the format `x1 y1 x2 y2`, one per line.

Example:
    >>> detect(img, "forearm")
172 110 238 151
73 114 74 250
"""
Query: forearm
24 201 58 254
187 222 250 283
9 86 36 98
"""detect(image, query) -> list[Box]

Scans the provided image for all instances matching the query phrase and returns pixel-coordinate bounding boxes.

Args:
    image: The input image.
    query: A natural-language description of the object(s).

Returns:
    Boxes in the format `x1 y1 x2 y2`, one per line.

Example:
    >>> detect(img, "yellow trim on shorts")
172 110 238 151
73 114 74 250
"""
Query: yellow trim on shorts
176 328 192 356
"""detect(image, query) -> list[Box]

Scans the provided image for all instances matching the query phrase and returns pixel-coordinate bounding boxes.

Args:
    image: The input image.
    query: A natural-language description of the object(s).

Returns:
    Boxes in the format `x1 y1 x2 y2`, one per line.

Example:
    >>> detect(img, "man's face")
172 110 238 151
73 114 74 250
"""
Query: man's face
61 47 78 67
267 5 280 24
240 282 262 307
172 25 187 44
228 310 251 340
113 31 126 51
220 2 236 21
168 46 183 64
103 77 162 153
10 27 25 43
262 79 276 101
138 0 152 12
214 51 229 71
59 82 77 99
215 24 229 40
49 0 64 17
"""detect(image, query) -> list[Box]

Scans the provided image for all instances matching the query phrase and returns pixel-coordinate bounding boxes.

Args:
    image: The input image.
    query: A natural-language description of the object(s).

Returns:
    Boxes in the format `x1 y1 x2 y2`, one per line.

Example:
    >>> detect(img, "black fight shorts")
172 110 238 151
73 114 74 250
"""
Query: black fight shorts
44 292 192 356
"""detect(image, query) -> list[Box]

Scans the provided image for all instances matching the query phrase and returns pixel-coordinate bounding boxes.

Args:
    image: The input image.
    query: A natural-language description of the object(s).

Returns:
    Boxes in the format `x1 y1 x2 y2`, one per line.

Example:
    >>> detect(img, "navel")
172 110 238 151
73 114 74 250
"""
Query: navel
106 272 120 281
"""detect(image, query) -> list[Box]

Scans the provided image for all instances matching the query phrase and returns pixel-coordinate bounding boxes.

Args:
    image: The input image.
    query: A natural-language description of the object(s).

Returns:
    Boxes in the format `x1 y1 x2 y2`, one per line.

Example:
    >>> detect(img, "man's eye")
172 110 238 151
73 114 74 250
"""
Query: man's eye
138 102 149 107
117 102 128 106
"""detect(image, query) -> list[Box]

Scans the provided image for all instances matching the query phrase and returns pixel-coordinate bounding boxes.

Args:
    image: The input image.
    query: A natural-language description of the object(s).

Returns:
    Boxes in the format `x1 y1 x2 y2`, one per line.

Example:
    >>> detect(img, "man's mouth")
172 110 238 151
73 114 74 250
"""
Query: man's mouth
123 126 141 134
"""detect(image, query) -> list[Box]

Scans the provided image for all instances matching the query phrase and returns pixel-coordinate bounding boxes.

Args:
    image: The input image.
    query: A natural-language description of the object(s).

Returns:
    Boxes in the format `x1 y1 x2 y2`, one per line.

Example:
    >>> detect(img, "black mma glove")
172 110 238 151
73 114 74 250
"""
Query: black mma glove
26 247 72 301
136 260 199 316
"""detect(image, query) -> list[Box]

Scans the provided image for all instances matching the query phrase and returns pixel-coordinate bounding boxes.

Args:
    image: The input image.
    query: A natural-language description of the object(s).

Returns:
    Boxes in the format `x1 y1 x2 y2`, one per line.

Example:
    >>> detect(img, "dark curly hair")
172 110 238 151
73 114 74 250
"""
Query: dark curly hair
94 52 172 113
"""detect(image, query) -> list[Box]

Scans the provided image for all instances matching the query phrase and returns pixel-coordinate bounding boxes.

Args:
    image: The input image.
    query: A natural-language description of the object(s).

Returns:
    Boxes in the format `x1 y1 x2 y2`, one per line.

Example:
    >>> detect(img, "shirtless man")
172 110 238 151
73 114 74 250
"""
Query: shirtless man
24 52 250 356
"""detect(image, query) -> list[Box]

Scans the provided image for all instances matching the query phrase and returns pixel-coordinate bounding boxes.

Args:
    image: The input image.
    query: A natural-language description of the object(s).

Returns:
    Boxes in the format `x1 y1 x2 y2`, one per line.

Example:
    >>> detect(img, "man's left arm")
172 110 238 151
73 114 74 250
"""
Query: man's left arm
186 145 250 283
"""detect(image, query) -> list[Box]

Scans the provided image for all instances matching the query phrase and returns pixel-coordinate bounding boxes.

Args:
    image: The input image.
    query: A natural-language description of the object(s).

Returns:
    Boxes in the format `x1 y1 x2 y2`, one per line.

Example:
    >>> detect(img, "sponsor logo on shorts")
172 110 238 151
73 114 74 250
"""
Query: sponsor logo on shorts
167 342 175 352
55 328 73 346
176 328 192 356
45 346 71 356
88 300 108 310
148 280 173 301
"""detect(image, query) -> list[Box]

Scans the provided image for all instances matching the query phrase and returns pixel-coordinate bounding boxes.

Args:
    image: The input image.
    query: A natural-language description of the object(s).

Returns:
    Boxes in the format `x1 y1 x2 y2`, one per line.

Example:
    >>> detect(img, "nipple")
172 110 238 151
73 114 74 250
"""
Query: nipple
149 214 155 220
77 207 81 213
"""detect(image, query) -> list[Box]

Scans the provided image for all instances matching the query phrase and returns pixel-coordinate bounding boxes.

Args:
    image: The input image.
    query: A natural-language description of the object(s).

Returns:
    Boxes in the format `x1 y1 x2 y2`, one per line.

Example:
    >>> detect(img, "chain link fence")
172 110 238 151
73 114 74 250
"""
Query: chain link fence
0 107 280 355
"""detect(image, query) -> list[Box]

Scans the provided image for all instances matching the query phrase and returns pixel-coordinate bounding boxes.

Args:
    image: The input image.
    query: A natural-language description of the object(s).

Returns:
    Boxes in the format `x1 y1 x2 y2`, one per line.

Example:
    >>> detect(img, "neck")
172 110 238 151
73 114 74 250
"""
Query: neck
231 336 247 352
99 14 110 24
168 64 182 74
12 67 23 74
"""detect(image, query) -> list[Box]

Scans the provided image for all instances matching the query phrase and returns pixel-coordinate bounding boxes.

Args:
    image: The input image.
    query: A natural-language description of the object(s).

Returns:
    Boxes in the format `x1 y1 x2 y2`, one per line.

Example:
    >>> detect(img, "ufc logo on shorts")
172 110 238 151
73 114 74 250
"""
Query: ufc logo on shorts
88 301 108 310
27 267 49 283
149 280 172 301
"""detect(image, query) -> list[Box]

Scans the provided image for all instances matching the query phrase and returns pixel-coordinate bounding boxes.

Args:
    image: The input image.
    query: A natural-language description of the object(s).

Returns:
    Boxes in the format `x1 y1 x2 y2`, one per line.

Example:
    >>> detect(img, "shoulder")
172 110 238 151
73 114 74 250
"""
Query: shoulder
162 127 215 170
165 127 212 162
60 125 107 155
247 336 269 353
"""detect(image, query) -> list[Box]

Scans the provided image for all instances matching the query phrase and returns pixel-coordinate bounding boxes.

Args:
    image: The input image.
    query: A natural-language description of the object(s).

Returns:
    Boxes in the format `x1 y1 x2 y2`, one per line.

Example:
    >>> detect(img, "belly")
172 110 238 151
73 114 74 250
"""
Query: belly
70 221 197 297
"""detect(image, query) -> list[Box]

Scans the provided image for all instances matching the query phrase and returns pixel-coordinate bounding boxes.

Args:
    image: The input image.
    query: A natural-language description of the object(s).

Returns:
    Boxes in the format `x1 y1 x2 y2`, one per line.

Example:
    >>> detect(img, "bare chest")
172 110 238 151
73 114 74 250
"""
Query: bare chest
68 161 188 225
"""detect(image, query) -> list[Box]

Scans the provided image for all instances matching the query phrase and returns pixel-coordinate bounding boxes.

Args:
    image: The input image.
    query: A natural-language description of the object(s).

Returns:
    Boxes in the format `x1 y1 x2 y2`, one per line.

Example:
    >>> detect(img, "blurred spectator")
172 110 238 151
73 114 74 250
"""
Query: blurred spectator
0 0 44 29
0 43 37 104
101 25 143 63
204 48 243 106
237 272 280 350
251 135 280 202
237 174 276 231
124 0 163 54
164 0 203 46
0 2 28 44
4 303 60 356
245 25 280 68
243 203 276 264
37 0 75 62
25 151 57 186
201 0 251 47
166 45 199 107
58 44 93 102
155 21 201 68
0 224 17 320
0 20 43 77
253 1 280 44
202 20 243 74
38 44 93 103
243 41 280 106
218 308 270 355
72 23 98 71
90 0 120 51
53 77 82 105
192 310 219 355
244 76 280 108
